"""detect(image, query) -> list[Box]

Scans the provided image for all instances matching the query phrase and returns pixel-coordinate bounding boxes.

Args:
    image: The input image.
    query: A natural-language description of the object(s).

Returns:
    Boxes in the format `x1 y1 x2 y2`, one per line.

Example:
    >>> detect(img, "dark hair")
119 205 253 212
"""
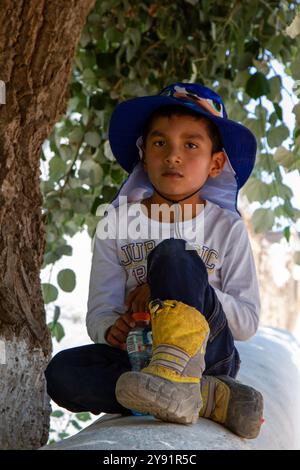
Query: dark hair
141 104 223 154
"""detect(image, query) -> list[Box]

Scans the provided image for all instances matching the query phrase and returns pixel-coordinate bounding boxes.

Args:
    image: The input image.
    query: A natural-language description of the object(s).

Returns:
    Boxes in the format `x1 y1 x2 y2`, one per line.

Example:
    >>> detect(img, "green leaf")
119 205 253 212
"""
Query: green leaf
283 226 291 242
267 125 290 148
58 432 70 440
57 269 76 292
273 146 295 169
48 439 57 445
84 131 101 148
256 153 277 172
267 76 282 101
268 112 278 126
111 168 125 185
51 410 64 418
243 178 270 203
49 156 67 181
53 305 61 325
51 322 65 342
251 208 275 233
55 245 73 257
273 103 283 121
101 185 118 203
68 96 80 113
266 35 284 55
59 198 72 211
291 54 300 80
69 128 84 144
78 160 103 186
245 39 260 57
42 283 58 304
82 68 96 83
293 103 300 124
244 118 263 139
91 196 104 216
97 38 109 53
71 420 82 431
59 145 74 162
237 52 253 71
104 27 123 44
233 70 250 88
269 182 293 200
72 197 91 214
283 200 297 219
246 72 270 99
75 412 91 422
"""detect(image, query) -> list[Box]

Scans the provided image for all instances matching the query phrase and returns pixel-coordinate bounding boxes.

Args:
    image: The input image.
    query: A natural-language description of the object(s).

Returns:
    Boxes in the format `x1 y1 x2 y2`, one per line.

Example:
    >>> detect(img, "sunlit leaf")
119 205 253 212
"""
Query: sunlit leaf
243 178 270 203
75 412 91 422
51 410 64 418
84 131 101 148
267 125 289 148
274 146 295 169
42 283 58 304
57 269 76 292
251 208 275 233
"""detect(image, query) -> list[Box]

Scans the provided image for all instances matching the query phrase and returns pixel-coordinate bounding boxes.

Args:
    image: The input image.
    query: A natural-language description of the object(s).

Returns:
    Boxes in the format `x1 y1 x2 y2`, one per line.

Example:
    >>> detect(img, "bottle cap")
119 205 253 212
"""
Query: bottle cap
132 312 151 322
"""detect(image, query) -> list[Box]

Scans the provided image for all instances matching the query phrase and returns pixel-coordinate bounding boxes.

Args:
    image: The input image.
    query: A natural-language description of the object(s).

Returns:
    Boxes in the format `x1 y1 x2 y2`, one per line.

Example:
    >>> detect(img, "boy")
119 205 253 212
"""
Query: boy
45 83 263 439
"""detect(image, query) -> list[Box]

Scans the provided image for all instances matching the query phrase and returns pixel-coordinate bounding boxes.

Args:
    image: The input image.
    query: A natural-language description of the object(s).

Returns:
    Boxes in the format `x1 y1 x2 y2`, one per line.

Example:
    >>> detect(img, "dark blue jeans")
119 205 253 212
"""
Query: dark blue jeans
45 238 240 415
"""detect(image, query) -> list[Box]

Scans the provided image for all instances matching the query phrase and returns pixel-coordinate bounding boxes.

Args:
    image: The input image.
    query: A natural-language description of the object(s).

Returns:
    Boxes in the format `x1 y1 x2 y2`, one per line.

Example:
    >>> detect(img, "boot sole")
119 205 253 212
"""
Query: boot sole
217 375 264 439
116 371 202 425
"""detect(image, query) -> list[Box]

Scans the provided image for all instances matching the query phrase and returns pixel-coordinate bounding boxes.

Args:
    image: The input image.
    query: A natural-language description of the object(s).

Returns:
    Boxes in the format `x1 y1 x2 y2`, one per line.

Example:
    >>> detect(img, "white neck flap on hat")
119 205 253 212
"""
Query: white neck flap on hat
109 151 239 214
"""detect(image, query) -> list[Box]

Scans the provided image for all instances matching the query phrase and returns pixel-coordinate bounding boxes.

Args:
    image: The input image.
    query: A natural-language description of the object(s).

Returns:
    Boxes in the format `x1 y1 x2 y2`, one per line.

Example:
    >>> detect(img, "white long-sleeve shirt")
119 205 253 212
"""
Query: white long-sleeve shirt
86 199 260 344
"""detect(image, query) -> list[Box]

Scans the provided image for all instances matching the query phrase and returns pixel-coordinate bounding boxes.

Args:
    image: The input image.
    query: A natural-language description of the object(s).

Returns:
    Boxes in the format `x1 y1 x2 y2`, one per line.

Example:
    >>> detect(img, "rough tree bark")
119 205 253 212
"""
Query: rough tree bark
0 0 95 449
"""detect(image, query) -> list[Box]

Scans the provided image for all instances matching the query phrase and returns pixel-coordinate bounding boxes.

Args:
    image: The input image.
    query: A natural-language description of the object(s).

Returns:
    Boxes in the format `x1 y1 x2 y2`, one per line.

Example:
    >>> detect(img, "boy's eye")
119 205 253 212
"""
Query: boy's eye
185 142 198 149
153 140 165 147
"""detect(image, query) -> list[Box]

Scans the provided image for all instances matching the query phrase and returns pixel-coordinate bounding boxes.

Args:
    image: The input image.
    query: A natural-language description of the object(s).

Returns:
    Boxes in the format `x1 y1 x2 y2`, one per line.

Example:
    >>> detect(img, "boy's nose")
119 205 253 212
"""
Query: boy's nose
164 148 182 164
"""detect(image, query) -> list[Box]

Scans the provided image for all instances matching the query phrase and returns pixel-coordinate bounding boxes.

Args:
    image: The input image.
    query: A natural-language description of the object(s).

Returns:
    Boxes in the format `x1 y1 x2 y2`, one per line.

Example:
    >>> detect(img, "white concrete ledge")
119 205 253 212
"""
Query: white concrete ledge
42 327 300 450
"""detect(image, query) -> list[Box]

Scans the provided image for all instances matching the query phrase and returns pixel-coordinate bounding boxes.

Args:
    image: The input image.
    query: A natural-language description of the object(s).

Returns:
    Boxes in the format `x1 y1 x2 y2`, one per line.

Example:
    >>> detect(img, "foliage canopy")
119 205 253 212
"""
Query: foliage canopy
41 0 300 341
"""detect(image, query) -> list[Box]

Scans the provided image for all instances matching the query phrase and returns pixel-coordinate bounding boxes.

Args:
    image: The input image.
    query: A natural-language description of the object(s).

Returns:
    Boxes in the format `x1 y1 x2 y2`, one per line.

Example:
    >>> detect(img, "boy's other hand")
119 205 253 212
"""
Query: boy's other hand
125 283 151 314
105 312 136 351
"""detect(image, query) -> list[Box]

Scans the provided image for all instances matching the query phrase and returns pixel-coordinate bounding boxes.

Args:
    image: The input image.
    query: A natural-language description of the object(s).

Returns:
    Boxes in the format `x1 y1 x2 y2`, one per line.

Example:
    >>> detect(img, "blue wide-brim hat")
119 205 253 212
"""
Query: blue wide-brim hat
108 82 257 214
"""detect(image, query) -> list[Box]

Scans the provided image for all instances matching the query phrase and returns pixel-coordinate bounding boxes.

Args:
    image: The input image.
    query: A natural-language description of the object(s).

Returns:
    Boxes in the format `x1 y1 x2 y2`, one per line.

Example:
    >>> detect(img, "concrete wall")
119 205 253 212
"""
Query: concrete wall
42 327 300 450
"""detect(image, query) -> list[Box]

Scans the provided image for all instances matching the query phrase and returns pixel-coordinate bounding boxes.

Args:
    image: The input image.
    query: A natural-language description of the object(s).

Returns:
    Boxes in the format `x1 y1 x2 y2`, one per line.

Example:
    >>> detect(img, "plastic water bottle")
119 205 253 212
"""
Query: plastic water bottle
126 312 152 416
127 312 152 371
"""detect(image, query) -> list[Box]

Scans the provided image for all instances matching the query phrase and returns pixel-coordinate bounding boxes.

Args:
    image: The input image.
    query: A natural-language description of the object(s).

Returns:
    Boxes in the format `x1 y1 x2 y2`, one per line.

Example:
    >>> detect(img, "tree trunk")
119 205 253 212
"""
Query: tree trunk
0 0 95 449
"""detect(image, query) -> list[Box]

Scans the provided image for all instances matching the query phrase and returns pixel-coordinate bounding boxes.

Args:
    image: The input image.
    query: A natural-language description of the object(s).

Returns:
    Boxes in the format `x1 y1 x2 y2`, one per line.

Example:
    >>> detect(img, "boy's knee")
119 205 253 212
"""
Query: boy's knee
156 238 185 253
148 238 206 272
44 351 70 399
148 238 186 263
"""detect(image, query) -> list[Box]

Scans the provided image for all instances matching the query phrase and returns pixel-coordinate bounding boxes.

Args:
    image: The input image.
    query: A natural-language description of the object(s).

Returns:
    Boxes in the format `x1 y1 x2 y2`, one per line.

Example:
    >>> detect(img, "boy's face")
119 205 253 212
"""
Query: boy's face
142 114 226 203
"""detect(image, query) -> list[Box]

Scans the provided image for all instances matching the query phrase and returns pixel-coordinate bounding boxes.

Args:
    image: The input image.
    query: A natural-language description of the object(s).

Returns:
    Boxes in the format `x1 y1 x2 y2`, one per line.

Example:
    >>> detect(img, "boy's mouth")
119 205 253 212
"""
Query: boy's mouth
162 170 183 178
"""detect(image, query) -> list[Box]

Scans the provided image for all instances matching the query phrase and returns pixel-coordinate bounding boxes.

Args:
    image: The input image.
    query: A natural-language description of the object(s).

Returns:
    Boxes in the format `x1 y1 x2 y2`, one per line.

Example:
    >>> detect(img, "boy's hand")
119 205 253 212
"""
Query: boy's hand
105 284 151 350
125 283 151 314
105 312 136 351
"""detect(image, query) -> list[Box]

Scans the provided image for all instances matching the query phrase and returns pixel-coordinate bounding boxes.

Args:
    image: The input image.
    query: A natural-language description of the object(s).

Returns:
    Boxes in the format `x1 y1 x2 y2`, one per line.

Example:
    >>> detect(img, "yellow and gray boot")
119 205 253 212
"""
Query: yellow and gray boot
115 299 210 424
199 375 264 438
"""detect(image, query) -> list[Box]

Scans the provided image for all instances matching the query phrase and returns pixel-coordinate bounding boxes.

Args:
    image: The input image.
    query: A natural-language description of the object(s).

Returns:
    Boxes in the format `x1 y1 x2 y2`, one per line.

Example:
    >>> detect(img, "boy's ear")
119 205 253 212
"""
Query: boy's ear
209 151 226 178
141 146 147 171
